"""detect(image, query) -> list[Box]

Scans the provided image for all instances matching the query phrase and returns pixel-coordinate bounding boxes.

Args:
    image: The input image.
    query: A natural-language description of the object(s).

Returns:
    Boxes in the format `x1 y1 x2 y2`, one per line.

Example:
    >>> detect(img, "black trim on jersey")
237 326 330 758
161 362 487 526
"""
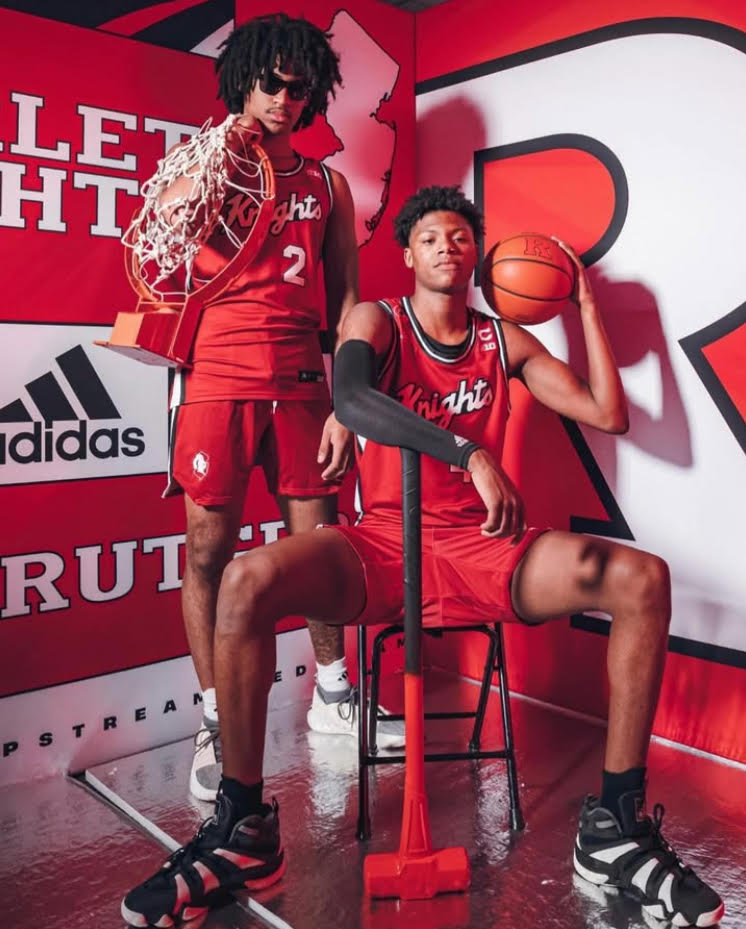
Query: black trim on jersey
401 296 476 364
319 162 334 209
491 316 511 412
420 326 471 360
375 300 401 386
165 403 180 494
164 369 186 496
353 434 366 521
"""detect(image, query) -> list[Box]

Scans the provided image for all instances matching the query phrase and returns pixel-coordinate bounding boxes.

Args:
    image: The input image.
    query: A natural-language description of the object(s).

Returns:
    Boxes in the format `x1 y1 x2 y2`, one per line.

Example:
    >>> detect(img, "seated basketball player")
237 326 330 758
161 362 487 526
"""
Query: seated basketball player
157 13 403 806
122 187 724 928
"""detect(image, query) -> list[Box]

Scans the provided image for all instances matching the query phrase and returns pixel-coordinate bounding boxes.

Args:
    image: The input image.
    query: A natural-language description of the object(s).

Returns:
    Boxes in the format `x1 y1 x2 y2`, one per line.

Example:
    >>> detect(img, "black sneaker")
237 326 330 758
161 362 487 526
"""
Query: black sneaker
121 793 285 927
573 793 724 927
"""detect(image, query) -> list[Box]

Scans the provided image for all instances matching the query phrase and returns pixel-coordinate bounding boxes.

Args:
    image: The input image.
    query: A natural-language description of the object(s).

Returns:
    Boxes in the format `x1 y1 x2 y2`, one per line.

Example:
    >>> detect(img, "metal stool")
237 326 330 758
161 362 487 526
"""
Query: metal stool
356 620 525 840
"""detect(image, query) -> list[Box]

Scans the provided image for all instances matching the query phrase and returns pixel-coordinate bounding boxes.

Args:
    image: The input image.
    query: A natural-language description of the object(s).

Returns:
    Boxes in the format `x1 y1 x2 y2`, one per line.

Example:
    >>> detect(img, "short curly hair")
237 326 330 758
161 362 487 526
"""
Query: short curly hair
393 186 485 247
215 13 342 130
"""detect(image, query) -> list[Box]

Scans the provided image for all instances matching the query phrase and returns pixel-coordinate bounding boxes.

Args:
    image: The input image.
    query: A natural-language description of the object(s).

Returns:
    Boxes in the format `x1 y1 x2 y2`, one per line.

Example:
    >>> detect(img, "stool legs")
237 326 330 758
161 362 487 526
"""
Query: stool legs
468 626 499 752
357 625 372 840
356 622 525 837
495 623 525 831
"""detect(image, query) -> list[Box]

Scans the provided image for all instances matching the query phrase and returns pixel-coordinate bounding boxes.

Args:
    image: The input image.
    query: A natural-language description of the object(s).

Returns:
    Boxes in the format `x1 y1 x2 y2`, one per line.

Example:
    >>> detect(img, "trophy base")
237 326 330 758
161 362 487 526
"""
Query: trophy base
95 309 192 368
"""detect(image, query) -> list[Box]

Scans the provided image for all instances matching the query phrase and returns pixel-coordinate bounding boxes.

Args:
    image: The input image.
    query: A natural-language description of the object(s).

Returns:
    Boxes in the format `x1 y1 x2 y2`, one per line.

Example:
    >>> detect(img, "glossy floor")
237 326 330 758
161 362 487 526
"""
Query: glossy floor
2 673 744 929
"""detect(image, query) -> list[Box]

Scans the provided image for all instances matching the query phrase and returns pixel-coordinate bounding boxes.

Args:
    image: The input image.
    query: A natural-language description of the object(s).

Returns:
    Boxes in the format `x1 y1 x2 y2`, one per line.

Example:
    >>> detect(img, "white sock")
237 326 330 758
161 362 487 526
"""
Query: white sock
316 658 350 695
202 687 218 723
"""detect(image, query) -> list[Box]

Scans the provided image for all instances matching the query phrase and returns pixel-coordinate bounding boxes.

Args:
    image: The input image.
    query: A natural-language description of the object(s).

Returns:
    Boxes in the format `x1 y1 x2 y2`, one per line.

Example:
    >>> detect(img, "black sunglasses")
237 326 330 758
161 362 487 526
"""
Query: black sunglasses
259 71 309 101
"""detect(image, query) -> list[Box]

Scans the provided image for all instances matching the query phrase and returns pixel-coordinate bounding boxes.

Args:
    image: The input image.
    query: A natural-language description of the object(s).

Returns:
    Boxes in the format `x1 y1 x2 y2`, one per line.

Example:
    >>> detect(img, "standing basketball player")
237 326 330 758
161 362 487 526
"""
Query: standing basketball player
122 187 723 927
162 13 403 805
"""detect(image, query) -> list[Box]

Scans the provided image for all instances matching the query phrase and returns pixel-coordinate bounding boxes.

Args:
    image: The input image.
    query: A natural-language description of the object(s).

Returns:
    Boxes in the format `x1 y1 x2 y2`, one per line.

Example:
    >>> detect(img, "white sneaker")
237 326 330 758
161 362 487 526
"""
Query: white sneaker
189 718 221 802
306 685 405 750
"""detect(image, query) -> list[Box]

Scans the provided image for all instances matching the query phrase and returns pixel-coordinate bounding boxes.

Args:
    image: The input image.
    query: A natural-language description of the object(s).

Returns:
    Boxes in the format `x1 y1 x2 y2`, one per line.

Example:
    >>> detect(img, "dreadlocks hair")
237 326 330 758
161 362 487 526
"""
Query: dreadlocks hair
393 186 485 247
216 13 342 130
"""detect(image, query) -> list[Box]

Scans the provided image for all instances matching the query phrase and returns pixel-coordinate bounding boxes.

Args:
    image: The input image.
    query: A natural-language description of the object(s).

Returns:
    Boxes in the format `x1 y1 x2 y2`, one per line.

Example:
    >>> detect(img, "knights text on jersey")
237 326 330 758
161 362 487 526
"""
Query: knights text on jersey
356 296 511 529
184 156 333 402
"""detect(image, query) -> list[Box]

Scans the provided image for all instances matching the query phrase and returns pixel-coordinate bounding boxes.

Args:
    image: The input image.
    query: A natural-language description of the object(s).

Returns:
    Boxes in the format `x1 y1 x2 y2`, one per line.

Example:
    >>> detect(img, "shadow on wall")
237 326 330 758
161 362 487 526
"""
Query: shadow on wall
562 266 693 494
415 95 487 188
509 266 693 523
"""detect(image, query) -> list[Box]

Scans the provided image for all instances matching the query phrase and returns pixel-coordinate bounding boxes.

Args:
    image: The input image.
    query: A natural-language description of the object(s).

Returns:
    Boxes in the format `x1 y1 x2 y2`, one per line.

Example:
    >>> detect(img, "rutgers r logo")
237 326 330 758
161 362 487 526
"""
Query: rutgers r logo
523 236 553 259
192 451 209 478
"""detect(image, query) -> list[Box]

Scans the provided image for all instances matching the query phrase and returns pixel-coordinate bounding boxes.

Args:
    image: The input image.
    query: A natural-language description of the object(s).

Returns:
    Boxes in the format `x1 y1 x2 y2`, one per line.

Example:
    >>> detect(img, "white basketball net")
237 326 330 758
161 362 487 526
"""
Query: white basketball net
124 114 270 300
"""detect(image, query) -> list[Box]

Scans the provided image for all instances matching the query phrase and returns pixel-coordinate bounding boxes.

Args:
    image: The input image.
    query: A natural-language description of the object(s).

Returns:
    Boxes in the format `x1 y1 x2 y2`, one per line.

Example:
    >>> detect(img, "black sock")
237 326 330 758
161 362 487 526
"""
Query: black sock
600 766 646 819
219 776 264 819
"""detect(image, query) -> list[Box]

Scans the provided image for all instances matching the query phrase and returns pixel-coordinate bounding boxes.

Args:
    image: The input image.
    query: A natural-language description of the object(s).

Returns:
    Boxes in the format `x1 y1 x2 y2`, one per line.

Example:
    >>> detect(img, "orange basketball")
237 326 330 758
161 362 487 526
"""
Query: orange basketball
481 233 576 325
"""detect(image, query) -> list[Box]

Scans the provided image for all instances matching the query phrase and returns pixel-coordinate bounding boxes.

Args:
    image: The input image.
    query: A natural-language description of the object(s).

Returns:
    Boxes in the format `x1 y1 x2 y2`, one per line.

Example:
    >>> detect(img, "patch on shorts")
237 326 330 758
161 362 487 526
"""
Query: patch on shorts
192 450 210 479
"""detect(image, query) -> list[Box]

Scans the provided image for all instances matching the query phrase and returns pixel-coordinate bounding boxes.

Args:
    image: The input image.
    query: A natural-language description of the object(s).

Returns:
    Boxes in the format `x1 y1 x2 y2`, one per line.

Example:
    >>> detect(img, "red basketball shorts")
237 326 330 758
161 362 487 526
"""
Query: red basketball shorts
167 397 336 506
331 520 547 627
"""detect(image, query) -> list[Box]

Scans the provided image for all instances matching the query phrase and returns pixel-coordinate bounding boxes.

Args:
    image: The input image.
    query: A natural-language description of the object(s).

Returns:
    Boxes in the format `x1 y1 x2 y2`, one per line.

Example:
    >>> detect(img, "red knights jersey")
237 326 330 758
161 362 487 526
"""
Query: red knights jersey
356 297 511 529
183 155 333 403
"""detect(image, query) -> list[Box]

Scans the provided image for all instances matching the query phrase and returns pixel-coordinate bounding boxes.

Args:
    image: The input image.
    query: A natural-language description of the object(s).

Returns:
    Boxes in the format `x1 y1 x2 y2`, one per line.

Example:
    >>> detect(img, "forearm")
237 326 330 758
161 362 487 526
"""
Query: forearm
334 340 478 468
327 287 358 353
579 302 629 432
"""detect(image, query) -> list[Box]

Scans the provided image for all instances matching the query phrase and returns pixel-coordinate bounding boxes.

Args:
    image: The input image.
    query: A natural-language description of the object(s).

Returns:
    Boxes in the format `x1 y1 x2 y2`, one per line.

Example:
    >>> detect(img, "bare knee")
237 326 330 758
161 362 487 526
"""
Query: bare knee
606 549 671 623
217 552 279 638
186 528 234 583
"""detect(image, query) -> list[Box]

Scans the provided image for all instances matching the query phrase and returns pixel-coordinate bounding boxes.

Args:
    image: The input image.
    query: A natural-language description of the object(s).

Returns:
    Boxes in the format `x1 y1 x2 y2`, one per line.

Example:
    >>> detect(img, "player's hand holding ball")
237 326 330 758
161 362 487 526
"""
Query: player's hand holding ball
550 237 595 312
480 232 584 325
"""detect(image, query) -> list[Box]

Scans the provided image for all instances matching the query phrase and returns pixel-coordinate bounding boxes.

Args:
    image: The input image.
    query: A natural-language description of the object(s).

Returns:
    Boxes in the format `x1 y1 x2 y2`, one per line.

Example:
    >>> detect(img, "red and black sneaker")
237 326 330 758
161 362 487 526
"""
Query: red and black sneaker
121 793 285 927
573 793 724 927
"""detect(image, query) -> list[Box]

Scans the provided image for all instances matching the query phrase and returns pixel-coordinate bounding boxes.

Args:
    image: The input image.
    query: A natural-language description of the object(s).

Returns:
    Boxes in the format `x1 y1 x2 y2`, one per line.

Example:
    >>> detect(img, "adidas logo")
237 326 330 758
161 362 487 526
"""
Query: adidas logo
0 345 145 466
0 324 168 485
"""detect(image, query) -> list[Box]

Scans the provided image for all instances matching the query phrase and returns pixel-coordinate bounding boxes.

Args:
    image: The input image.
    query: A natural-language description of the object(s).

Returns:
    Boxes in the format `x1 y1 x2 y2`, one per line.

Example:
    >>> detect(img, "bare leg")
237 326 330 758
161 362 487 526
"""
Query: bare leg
511 531 671 771
214 528 365 786
276 494 345 666
182 494 245 691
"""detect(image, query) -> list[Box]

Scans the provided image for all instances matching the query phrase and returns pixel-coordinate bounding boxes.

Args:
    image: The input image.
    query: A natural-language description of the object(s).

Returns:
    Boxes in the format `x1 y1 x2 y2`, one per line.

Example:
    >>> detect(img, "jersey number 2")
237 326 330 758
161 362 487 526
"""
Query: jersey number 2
282 245 306 286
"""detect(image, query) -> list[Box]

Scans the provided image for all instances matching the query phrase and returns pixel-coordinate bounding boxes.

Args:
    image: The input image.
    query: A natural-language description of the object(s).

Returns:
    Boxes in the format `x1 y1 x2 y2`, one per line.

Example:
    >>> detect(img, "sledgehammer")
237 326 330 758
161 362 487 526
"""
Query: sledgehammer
363 448 471 900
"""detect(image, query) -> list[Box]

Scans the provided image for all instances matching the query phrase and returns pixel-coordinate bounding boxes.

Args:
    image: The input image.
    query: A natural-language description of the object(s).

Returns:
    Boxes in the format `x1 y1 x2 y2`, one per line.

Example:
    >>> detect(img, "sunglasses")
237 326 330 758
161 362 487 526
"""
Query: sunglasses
259 71 309 101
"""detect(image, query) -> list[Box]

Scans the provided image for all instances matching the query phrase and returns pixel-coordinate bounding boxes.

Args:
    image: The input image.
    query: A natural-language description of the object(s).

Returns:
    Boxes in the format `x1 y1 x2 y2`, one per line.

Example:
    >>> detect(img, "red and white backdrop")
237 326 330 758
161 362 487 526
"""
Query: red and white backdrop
417 0 746 763
0 0 414 785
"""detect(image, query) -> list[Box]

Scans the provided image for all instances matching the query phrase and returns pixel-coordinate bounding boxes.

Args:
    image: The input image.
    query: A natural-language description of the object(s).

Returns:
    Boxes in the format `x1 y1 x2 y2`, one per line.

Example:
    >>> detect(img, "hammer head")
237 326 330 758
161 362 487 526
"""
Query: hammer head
364 846 470 900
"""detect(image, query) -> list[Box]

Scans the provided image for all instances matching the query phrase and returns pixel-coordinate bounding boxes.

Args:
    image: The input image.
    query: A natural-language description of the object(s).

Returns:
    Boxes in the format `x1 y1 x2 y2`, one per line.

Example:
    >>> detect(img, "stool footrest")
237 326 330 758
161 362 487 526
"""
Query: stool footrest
380 711 478 721
363 749 510 766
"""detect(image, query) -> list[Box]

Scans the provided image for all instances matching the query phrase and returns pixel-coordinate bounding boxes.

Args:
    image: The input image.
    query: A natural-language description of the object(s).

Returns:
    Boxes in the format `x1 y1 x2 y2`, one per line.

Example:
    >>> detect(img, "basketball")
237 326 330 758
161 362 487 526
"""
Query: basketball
481 233 576 325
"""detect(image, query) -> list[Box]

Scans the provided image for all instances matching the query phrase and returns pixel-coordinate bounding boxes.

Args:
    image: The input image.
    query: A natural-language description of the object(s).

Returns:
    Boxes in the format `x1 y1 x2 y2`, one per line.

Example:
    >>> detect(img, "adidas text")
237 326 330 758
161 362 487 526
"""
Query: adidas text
0 421 145 465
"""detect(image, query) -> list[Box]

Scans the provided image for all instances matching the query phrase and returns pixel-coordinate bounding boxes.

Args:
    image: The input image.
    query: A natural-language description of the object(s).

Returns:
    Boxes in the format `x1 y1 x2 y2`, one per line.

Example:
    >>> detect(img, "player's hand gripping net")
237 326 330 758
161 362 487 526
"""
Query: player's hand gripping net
122 114 275 302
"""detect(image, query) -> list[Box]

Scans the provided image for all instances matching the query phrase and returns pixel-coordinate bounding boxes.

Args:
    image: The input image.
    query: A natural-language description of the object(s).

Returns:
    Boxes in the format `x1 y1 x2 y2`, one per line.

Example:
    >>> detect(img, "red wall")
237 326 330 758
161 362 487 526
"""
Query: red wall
0 3 414 696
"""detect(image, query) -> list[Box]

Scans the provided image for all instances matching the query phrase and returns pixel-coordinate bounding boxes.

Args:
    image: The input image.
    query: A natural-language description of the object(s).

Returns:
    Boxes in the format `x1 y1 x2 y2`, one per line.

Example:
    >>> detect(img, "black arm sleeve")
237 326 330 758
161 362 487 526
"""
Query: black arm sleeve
334 339 480 471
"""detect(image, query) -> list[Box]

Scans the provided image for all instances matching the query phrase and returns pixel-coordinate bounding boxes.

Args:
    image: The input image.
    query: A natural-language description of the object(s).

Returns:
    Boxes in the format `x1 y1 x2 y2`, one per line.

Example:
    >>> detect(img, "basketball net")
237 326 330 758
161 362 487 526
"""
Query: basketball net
123 113 273 302
95 114 275 367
